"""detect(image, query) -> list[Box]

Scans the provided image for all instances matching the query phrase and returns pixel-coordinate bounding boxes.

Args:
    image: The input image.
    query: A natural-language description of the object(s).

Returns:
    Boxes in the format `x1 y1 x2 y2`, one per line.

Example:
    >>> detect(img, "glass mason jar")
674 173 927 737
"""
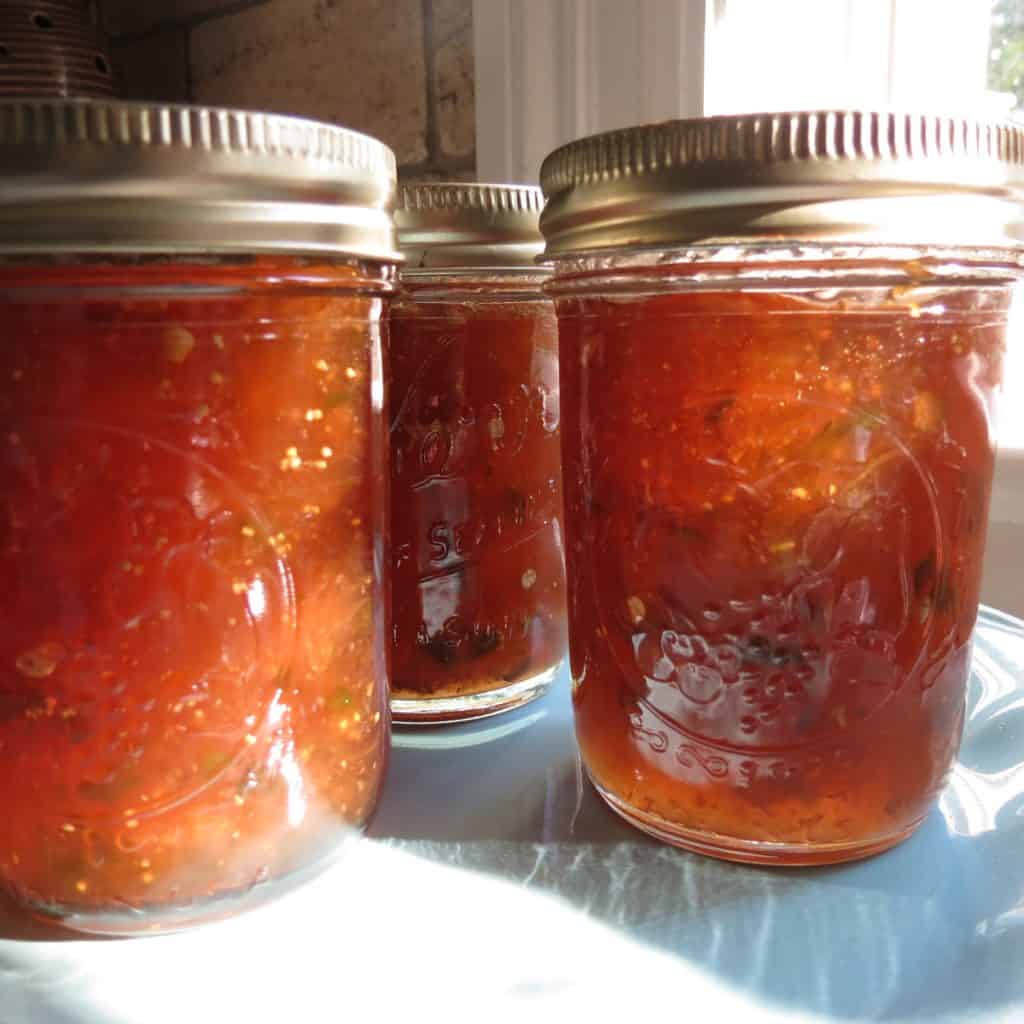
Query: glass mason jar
0 100 397 932
389 184 567 723
540 111 1024 865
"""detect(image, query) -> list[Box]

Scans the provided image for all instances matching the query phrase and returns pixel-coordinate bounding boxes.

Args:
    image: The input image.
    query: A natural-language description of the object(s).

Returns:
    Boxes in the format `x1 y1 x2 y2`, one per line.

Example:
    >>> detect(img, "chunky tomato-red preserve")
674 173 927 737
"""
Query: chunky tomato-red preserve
0 258 389 925
389 284 566 718
555 272 1007 863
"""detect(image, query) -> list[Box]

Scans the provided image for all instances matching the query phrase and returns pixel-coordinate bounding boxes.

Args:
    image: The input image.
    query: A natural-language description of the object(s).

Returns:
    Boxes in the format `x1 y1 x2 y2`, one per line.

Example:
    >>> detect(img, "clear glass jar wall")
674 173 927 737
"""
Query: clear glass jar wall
389 272 567 722
549 246 1015 864
0 256 391 932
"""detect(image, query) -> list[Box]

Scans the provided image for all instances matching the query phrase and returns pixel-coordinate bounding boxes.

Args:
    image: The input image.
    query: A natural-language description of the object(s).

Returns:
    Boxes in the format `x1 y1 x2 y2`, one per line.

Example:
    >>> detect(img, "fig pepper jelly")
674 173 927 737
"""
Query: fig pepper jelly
0 100 397 932
389 184 567 723
540 111 1024 865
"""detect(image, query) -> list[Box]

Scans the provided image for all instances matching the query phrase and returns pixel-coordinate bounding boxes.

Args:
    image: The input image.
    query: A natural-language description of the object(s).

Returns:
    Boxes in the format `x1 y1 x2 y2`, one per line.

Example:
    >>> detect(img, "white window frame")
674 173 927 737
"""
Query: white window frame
473 0 707 185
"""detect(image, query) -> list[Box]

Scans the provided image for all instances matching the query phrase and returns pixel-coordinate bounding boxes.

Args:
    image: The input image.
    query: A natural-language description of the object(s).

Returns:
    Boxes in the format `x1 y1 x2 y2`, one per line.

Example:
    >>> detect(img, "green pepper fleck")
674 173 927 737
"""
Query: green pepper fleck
200 750 233 777
326 687 354 713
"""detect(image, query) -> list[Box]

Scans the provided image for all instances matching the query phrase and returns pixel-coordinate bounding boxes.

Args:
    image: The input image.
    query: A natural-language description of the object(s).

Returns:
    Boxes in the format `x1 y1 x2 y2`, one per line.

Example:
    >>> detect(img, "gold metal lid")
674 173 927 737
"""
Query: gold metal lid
539 111 1024 256
0 98 399 260
396 182 545 270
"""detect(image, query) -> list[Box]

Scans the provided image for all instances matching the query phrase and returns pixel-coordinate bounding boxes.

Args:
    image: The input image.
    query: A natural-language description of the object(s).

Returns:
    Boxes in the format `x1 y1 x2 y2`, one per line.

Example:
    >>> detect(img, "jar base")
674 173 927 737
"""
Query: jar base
12 828 362 937
593 781 926 866
391 664 558 725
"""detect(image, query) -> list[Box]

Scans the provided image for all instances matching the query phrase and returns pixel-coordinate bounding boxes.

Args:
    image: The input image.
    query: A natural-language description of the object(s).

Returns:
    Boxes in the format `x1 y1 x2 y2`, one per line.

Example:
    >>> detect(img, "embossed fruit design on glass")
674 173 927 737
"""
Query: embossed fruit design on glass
0 100 397 932
390 184 567 722
540 111 1024 864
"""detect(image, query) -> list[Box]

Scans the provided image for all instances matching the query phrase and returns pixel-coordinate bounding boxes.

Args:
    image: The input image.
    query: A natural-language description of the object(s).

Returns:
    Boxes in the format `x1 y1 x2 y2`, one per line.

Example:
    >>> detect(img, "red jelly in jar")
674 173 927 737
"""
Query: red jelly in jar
540 111 1024 865
0 100 397 932
389 184 567 723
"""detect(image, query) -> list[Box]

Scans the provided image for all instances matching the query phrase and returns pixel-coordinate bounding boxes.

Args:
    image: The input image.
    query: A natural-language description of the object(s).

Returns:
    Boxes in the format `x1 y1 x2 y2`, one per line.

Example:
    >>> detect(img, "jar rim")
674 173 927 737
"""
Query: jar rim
542 243 1024 295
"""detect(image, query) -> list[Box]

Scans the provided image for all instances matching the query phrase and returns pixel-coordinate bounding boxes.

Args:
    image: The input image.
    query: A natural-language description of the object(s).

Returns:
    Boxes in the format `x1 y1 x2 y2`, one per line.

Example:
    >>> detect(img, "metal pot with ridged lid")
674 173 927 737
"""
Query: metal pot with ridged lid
0 1 115 98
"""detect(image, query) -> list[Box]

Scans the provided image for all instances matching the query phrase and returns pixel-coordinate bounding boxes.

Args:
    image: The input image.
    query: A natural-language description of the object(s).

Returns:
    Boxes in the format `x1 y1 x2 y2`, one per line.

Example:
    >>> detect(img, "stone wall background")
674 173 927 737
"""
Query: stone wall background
94 0 475 180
